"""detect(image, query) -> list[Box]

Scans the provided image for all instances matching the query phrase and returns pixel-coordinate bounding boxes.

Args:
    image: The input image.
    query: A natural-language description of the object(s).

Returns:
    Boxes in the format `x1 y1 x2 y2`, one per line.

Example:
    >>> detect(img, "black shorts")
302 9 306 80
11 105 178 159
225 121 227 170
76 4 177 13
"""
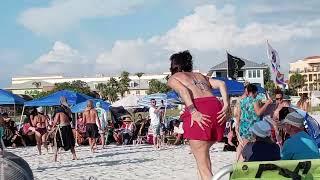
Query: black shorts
86 123 99 138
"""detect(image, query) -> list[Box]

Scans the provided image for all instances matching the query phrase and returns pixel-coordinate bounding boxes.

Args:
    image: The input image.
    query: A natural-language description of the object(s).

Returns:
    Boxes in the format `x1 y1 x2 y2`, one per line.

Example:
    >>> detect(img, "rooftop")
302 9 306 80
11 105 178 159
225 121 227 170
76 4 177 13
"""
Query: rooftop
209 58 268 71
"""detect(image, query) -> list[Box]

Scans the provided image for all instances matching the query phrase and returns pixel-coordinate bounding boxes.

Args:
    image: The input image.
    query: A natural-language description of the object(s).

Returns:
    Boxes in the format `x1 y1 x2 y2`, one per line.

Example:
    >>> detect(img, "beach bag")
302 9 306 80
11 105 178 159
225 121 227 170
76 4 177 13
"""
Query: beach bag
230 159 320 179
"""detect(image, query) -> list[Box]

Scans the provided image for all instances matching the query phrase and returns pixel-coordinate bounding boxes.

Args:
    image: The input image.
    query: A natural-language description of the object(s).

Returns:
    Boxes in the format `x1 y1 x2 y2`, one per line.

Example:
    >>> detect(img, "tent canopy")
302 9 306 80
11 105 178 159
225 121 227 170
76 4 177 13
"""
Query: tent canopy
71 99 110 113
166 78 266 100
111 94 143 108
24 90 92 107
212 77 265 96
0 89 26 105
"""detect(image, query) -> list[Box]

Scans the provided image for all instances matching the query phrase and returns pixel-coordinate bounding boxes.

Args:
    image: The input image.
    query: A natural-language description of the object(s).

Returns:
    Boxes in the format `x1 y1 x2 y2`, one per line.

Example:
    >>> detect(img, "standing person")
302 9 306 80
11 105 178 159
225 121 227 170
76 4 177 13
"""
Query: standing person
297 94 309 112
52 97 77 161
272 89 290 145
83 100 101 152
32 107 48 155
167 50 228 180
95 102 107 148
237 84 272 161
234 87 248 161
149 99 161 149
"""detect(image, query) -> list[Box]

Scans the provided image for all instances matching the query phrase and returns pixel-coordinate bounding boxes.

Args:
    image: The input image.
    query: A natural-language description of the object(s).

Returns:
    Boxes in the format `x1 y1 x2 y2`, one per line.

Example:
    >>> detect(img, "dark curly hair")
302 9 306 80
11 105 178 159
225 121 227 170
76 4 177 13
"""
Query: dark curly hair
274 88 283 96
246 84 258 94
170 50 193 75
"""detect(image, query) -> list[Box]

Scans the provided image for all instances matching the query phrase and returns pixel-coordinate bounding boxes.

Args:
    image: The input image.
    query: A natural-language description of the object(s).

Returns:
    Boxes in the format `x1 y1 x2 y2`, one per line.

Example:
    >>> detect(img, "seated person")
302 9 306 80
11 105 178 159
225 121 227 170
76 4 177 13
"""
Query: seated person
223 118 238 151
281 112 320 160
113 115 135 145
21 116 36 146
3 113 26 147
242 121 280 162
121 115 135 145
173 120 184 145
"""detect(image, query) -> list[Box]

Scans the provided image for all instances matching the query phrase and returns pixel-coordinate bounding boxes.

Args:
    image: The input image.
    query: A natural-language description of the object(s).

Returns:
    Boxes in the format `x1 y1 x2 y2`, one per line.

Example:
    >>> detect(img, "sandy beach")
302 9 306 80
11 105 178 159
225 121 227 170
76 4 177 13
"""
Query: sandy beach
8 143 234 180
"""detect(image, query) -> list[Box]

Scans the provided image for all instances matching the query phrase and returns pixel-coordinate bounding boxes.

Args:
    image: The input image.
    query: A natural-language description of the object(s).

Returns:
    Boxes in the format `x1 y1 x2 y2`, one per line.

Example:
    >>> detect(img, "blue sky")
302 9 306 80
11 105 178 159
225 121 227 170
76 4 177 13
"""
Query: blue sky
1 0 320 88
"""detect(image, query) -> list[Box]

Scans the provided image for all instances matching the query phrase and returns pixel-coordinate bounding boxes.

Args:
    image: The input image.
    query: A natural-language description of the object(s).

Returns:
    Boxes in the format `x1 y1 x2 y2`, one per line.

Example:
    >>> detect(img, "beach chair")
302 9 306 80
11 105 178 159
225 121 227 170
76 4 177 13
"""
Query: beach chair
212 159 320 180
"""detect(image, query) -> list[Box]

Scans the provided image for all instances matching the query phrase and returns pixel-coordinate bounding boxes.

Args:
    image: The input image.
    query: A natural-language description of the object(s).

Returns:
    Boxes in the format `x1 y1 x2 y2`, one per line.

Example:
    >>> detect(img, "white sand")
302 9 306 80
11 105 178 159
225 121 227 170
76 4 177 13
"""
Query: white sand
8 143 235 180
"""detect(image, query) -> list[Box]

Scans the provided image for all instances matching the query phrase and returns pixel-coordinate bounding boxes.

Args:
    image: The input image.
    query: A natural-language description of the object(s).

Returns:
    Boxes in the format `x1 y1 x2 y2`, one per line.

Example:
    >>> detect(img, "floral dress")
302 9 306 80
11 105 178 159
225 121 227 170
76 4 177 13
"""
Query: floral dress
239 96 260 141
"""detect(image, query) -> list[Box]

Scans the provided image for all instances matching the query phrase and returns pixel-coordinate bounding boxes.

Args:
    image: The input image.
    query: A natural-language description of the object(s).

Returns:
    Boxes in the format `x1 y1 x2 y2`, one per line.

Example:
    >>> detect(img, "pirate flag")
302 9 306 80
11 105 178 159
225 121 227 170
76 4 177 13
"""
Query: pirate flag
227 53 245 80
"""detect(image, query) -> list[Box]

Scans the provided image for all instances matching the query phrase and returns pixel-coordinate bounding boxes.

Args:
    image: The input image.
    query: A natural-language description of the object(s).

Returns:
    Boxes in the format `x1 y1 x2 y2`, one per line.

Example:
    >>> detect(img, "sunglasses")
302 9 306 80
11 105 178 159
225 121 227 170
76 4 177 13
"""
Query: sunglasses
276 98 283 100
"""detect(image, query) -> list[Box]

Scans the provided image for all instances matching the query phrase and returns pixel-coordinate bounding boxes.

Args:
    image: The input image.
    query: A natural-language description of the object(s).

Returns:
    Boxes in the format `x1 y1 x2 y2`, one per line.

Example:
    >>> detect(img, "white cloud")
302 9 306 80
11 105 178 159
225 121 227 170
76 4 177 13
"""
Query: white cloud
24 41 92 75
23 4 320 77
96 39 168 74
18 0 145 36
159 5 312 51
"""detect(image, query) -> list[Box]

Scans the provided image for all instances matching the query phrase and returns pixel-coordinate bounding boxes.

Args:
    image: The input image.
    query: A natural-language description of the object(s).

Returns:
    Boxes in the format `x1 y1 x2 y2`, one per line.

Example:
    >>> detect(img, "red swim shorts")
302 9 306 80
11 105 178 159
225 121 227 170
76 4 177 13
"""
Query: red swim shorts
181 96 225 142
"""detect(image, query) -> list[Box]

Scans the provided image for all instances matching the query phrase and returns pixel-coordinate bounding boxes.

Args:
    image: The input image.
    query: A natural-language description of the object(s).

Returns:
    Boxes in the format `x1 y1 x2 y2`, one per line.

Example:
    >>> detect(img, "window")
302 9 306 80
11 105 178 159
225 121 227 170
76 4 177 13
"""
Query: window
257 70 261 78
253 70 256 78
309 75 312 82
136 90 140 95
248 70 252 78
129 81 135 87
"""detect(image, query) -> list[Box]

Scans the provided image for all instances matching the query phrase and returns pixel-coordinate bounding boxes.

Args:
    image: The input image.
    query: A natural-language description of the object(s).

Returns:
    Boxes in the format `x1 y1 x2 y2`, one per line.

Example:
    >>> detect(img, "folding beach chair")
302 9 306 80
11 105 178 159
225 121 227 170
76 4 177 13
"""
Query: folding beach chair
213 159 320 180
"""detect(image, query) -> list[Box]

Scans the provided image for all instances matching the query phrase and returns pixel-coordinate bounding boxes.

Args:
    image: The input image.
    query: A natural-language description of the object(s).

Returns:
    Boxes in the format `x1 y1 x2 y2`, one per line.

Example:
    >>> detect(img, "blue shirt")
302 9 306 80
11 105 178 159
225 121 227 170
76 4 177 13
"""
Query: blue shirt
281 131 320 160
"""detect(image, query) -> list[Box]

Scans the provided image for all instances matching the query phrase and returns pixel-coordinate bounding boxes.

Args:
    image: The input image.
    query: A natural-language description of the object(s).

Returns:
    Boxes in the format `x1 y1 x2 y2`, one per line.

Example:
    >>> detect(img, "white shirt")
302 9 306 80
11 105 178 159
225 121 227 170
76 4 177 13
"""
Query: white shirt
149 106 160 126
174 123 184 134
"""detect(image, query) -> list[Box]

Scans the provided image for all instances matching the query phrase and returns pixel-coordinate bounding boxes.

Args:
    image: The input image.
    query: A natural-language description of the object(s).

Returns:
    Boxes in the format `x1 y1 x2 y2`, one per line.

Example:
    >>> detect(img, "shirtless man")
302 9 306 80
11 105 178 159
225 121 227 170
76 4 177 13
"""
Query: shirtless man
83 100 101 153
32 107 48 155
52 97 77 161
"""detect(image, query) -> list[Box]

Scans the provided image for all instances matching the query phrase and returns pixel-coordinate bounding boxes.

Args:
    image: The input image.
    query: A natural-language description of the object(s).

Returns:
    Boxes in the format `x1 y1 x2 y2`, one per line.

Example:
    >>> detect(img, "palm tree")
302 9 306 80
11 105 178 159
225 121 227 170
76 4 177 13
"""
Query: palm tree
119 71 131 97
135 72 144 89
32 81 42 89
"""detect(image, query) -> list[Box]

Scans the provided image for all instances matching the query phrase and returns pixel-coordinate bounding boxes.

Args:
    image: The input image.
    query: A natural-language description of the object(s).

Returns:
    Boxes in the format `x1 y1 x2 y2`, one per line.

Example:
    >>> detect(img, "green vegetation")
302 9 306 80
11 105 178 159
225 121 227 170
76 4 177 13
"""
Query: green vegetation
289 73 305 95
147 79 170 94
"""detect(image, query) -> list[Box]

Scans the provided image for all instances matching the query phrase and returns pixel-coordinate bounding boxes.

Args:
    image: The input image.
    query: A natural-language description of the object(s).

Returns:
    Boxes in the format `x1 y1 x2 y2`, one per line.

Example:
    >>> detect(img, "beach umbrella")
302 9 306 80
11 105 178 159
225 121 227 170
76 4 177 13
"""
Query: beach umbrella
71 99 111 113
111 94 143 109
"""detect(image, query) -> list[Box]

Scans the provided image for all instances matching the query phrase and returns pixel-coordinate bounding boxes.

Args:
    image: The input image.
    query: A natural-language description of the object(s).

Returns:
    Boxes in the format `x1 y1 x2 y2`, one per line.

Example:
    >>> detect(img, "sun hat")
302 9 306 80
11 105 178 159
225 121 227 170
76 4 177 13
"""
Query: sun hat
281 111 304 128
250 120 272 138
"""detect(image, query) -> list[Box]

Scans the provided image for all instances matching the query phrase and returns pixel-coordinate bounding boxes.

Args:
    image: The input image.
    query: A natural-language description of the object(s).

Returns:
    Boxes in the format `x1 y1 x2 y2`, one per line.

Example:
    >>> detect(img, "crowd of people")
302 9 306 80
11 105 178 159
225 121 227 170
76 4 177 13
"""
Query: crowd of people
0 97 186 161
222 84 320 163
0 50 319 180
